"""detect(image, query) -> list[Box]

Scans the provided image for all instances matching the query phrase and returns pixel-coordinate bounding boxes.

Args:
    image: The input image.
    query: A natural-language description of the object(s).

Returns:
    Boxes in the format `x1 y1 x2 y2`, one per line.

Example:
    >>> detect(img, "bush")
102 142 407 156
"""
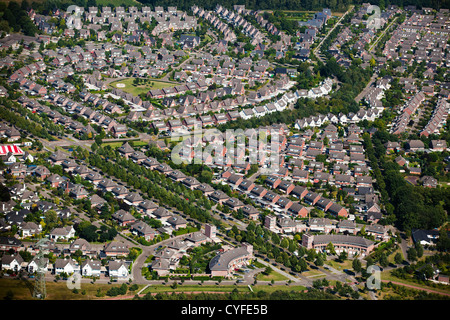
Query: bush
129 284 139 291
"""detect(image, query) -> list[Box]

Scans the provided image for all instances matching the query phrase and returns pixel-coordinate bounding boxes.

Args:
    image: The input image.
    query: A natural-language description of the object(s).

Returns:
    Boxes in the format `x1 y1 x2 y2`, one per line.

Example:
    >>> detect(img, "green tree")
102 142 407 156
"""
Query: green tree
415 243 424 259
338 251 347 262
407 248 418 262
314 256 324 267
352 258 362 274
394 252 403 265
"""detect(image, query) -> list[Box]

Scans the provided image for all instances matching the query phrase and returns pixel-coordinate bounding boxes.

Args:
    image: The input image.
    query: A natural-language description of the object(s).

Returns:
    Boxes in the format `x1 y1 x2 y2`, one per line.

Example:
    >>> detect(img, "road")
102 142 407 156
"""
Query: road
354 72 378 103
368 16 398 53
313 5 354 64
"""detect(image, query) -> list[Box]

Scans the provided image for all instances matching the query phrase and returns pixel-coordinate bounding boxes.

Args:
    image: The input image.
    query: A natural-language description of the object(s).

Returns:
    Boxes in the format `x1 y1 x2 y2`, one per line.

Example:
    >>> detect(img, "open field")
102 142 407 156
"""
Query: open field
109 78 176 96
256 271 289 281
102 140 147 149
0 278 143 300
140 283 307 295
380 271 450 296
325 259 354 272
0 278 309 300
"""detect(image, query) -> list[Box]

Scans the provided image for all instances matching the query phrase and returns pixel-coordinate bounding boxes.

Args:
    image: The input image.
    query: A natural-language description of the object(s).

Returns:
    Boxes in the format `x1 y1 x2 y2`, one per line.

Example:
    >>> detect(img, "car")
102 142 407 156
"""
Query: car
264 258 270 262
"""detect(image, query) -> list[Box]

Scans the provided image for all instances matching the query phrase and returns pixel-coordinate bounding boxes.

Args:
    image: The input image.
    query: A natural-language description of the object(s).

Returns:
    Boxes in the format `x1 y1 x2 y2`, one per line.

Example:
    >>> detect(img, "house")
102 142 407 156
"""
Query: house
49 226 75 241
166 215 188 230
54 258 78 275
69 238 94 256
130 220 158 241
1 254 24 272
124 192 144 206
20 222 41 238
117 142 135 159
209 190 230 204
81 259 102 277
138 200 158 215
48 149 68 165
407 140 425 153
431 140 447 152
0 236 22 252
303 192 321 205
365 224 388 240
291 185 308 199
241 205 259 220
28 256 49 273
103 242 129 257
411 229 441 246
287 202 308 217
108 260 129 279
327 203 348 218
112 209 136 227
419 176 438 188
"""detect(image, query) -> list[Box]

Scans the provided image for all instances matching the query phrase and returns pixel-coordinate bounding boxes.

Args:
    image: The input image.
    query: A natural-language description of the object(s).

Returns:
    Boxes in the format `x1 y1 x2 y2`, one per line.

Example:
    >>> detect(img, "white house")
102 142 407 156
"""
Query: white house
108 260 129 279
81 259 102 277
21 222 42 238
54 258 78 275
1 254 24 272
49 226 75 241
28 257 49 273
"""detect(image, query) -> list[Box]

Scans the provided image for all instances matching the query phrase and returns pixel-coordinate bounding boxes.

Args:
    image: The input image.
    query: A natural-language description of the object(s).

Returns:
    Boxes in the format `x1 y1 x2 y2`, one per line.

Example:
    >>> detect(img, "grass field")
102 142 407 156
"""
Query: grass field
325 259 354 272
0 278 308 300
380 271 450 296
140 283 307 295
109 78 176 96
102 140 147 149
256 271 289 282
0 278 144 300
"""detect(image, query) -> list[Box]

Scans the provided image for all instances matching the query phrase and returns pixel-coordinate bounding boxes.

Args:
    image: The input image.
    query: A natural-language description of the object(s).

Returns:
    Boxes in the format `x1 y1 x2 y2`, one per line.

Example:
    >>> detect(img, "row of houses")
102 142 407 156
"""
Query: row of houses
265 215 388 241
192 6 237 42
0 237 131 279
420 98 450 137
390 91 426 135
215 5 266 46
295 107 382 130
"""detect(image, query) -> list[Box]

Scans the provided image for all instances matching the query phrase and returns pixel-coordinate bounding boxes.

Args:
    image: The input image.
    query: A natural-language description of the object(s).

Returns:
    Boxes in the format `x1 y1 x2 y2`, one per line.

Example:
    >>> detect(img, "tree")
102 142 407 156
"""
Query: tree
263 266 273 275
338 251 347 262
415 243 424 259
379 253 388 268
352 258 362 274
297 258 308 272
407 247 418 262
280 238 289 249
326 242 336 255
394 252 403 265
314 256 324 267
420 264 434 280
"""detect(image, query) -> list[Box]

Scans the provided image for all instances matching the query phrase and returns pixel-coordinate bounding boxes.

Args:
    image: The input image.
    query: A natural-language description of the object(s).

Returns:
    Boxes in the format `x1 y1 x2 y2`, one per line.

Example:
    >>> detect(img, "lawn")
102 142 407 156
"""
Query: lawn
0 278 144 300
140 283 307 295
101 140 146 149
256 270 289 282
109 78 176 96
325 259 354 272
0 278 310 300
380 271 450 295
